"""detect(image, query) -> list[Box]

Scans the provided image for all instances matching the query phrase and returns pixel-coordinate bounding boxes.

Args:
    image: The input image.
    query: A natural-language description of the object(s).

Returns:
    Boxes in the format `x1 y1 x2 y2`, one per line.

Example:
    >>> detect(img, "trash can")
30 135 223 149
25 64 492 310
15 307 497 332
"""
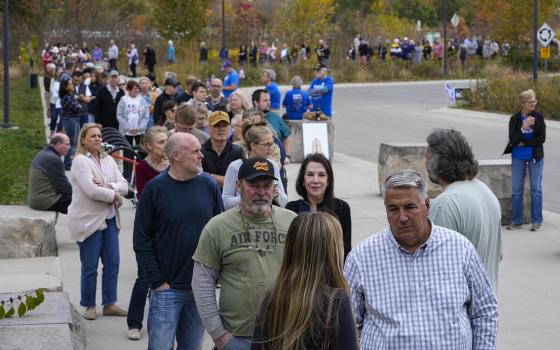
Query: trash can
29 73 38 88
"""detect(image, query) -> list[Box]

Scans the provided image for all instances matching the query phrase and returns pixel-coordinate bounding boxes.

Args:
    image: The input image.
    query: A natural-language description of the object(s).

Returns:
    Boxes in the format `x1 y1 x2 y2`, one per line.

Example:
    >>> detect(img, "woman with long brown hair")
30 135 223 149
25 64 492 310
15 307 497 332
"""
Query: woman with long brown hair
251 212 358 350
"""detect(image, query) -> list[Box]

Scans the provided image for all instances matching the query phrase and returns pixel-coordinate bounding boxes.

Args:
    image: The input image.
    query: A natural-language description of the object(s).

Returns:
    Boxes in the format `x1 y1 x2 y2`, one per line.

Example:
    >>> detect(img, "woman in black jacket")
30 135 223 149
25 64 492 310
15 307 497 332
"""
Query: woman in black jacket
286 153 352 258
504 89 546 231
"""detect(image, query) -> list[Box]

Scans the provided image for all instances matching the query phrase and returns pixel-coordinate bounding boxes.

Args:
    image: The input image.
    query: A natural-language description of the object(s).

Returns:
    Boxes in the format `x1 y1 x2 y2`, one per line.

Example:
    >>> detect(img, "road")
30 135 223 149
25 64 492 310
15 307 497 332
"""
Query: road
332 81 560 214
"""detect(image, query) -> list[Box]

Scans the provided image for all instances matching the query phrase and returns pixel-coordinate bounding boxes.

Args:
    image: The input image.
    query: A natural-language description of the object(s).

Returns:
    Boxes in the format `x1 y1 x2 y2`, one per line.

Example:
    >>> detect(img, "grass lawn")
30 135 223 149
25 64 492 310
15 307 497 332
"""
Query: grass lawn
0 77 45 204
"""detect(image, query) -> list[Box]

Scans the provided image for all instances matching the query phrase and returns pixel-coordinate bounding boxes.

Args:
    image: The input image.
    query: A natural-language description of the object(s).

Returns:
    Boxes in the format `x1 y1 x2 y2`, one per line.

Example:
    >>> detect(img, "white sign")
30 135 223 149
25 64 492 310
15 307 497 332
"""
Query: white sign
451 13 460 28
302 122 329 159
444 82 455 103
538 23 556 47
417 20 422 31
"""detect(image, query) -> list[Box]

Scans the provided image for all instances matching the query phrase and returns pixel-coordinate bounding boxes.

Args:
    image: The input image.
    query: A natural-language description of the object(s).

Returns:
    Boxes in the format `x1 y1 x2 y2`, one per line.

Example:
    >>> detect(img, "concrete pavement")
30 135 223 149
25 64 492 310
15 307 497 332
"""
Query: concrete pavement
53 150 560 349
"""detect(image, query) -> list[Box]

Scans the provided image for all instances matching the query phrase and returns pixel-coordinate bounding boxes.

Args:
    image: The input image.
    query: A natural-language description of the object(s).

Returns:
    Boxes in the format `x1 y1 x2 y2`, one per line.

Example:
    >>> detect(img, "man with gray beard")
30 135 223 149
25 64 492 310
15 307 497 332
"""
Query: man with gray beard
192 157 297 350
426 128 502 291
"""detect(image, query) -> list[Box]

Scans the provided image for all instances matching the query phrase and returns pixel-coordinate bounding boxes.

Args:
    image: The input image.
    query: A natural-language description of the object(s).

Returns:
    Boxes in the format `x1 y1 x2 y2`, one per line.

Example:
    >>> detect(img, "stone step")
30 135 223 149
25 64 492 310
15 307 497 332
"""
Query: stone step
0 257 62 293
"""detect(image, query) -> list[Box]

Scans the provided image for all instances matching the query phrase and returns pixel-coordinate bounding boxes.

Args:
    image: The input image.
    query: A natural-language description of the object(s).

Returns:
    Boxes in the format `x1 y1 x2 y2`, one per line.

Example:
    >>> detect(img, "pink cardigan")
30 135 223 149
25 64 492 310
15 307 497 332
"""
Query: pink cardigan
67 153 128 242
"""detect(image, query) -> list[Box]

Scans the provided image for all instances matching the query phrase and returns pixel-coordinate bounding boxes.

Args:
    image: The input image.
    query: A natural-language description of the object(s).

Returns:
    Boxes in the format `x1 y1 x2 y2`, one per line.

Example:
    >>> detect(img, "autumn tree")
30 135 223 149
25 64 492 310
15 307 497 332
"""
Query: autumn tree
276 0 335 44
150 0 210 41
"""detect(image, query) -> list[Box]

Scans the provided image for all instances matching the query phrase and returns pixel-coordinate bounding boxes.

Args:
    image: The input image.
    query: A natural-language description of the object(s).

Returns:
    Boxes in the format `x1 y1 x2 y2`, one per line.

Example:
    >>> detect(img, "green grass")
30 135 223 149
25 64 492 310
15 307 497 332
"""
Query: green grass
0 77 45 204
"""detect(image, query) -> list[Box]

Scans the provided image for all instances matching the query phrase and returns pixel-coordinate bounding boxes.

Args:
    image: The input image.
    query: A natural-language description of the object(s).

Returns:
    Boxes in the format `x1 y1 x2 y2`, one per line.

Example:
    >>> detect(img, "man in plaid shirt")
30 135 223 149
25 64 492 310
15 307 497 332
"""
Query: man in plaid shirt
344 170 498 350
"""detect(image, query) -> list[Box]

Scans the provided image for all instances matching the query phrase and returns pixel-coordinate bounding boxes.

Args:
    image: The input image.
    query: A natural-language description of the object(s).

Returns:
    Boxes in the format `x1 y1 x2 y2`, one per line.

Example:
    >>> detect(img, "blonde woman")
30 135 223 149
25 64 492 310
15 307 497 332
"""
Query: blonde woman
222 123 287 210
67 123 129 320
252 212 358 350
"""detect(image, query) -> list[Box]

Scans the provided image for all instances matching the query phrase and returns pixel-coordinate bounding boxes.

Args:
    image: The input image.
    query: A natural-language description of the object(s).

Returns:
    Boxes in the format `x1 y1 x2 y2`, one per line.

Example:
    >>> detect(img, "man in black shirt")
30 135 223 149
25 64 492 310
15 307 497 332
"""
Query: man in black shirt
153 78 178 125
201 111 244 189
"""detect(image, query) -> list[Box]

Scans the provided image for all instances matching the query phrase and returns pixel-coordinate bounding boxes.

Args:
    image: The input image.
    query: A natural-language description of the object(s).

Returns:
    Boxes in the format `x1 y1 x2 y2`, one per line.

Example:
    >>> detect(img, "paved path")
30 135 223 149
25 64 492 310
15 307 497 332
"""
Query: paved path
51 82 560 349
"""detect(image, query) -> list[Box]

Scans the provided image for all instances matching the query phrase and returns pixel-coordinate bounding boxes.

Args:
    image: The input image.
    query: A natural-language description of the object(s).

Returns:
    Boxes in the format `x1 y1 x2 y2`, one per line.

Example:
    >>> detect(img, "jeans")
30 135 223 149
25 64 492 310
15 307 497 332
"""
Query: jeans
147 288 204 350
50 105 62 132
221 336 252 350
127 267 148 330
511 157 544 224
80 114 94 128
62 116 80 169
77 218 120 307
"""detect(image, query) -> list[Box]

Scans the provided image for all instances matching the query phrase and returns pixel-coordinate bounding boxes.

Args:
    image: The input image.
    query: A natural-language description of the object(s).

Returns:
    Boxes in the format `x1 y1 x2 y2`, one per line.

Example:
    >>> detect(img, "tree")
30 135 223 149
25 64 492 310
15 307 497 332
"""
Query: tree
277 0 335 44
150 0 210 40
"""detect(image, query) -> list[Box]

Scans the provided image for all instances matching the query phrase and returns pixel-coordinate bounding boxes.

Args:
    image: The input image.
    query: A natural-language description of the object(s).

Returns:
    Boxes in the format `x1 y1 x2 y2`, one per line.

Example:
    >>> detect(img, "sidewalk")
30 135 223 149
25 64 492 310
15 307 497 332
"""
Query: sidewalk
53 151 560 349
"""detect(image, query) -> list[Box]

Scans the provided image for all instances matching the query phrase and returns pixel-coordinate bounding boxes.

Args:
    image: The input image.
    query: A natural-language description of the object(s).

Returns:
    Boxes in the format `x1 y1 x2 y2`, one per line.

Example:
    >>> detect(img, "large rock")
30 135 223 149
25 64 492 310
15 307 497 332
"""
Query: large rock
478 159 531 225
0 205 58 259
285 120 335 163
0 292 86 350
377 142 443 197
377 144 530 224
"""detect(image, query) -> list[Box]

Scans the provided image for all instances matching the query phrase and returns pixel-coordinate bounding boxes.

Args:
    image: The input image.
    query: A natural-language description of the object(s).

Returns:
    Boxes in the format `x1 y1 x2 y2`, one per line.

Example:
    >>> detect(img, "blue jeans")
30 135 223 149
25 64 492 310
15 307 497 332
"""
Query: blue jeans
77 218 120 307
222 336 252 350
62 116 80 169
80 114 94 128
127 266 148 330
50 105 62 132
511 158 544 224
147 288 204 350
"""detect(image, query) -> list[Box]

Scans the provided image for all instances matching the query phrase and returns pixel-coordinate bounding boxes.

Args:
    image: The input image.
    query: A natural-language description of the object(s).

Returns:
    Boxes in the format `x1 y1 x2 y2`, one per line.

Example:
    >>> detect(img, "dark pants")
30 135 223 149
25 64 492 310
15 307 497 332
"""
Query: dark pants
127 267 149 330
50 104 62 132
147 64 155 75
109 58 118 71
130 62 137 77
47 192 72 214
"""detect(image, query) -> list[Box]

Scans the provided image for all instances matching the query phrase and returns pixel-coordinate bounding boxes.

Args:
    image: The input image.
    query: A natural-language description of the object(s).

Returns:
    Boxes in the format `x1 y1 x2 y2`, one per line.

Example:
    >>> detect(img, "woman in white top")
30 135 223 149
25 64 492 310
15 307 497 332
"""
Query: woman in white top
49 67 63 138
222 122 288 210
67 123 129 321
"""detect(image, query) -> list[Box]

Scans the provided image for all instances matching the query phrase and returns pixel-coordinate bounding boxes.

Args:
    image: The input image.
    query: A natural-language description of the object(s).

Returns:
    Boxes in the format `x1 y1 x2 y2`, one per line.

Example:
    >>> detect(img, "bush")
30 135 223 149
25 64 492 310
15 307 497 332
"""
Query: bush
462 72 560 120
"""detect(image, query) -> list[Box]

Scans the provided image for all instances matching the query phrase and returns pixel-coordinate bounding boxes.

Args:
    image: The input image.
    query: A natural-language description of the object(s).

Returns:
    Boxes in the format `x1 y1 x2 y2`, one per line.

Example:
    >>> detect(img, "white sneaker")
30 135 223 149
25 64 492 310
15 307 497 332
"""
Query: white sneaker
128 328 141 340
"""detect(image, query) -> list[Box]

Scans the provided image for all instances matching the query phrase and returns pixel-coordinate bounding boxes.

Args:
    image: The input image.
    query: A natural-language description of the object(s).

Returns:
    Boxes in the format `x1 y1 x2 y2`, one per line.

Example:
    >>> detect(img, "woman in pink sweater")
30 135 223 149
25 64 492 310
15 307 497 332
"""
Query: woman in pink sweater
67 123 129 321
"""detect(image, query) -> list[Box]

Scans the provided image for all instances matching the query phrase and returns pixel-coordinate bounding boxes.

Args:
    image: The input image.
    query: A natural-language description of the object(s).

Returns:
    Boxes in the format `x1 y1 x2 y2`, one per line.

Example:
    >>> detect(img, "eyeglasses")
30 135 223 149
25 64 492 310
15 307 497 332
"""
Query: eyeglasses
211 85 222 88
118 83 126 87
525 100 537 104
257 142 275 149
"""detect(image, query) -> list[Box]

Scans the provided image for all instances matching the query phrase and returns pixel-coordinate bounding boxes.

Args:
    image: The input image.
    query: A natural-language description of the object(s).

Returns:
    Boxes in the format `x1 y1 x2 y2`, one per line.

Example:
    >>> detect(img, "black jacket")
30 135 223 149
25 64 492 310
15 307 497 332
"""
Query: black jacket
503 110 546 161
95 85 123 129
286 198 352 258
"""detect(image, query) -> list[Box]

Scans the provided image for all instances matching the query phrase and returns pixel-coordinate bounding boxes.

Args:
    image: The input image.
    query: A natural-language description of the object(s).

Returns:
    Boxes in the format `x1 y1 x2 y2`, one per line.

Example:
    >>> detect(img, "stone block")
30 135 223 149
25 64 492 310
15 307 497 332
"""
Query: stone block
478 159 531 225
0 292 86 350
285 120 335 163
377 144 530 224
377 142 443 197
0 257 62 293
0 205 58 259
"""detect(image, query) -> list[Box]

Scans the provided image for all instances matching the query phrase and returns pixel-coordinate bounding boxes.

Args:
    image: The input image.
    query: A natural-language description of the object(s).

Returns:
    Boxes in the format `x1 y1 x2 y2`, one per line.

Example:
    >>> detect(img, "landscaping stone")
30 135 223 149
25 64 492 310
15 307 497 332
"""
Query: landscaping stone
0 257 62 293
285 120 335 163
0 292 86 350
0 205 58 259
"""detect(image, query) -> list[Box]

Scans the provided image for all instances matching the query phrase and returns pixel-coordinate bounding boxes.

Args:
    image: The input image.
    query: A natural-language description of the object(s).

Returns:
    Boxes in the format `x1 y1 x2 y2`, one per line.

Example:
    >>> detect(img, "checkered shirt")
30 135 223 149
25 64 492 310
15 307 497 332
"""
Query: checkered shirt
344 225 498 350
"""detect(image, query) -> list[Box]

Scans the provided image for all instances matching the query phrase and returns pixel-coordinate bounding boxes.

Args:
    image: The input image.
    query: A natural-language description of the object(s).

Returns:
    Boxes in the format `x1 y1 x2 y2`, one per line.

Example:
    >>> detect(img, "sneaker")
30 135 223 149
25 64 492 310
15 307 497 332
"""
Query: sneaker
84 307 97 320
506 223 523 230
128 328 141 341
103 304 128 317
530 223 543 231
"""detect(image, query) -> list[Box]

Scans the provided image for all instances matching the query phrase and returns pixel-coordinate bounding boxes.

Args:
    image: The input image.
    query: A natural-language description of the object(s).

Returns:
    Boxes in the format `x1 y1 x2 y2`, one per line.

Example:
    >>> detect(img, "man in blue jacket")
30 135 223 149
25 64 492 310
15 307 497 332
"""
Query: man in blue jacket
308 64 334 118
133 132 224 349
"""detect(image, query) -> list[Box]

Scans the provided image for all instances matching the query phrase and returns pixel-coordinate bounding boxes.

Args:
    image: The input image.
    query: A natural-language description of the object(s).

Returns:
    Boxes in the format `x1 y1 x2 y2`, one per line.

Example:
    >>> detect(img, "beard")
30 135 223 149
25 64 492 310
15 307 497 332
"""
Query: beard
240 191 272 216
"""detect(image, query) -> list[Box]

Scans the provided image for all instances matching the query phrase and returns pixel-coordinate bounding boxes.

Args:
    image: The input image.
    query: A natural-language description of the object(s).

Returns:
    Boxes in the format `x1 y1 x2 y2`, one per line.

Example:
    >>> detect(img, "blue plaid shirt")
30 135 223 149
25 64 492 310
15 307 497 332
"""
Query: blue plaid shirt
344 224 498 350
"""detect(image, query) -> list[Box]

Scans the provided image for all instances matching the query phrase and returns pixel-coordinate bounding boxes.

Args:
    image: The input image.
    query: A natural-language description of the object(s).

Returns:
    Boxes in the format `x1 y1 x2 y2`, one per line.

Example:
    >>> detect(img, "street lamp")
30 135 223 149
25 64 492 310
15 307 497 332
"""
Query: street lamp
533 0 538 81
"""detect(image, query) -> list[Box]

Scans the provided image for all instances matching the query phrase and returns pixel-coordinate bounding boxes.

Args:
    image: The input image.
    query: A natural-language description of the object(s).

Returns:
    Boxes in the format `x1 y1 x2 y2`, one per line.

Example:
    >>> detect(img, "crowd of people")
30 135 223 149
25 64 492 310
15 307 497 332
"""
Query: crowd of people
26 36 548 350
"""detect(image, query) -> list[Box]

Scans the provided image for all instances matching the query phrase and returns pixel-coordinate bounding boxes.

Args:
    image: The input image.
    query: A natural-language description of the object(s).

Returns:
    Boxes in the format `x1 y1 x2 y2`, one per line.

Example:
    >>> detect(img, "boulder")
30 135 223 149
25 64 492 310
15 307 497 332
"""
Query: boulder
0 205 58 259
285 120 335 163
377 142 443 197
377 144 530 224
0 292 86 350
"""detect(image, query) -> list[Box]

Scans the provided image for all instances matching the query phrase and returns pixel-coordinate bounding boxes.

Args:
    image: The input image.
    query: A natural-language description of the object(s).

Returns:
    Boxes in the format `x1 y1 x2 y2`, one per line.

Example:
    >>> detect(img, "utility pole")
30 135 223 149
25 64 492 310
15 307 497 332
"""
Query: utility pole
443 0 448 76
2 0 11 128
222 0 227 51
533 0 538 81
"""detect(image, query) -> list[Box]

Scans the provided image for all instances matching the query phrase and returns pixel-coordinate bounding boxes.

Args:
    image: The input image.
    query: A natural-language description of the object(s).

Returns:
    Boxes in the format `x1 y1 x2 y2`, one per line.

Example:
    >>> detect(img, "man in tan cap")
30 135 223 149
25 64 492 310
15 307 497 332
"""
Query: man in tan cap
201 110 244 189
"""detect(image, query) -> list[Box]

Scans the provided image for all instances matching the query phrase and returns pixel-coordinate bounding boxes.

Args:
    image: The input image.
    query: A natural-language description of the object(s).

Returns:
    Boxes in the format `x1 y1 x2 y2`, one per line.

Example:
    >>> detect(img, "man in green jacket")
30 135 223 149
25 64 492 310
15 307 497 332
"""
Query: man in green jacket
28 133 72 213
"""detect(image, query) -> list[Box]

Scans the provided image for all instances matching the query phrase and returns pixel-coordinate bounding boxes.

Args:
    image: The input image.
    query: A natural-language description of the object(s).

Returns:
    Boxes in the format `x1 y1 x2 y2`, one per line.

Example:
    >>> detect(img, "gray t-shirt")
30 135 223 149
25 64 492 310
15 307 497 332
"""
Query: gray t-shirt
429 179 502 291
